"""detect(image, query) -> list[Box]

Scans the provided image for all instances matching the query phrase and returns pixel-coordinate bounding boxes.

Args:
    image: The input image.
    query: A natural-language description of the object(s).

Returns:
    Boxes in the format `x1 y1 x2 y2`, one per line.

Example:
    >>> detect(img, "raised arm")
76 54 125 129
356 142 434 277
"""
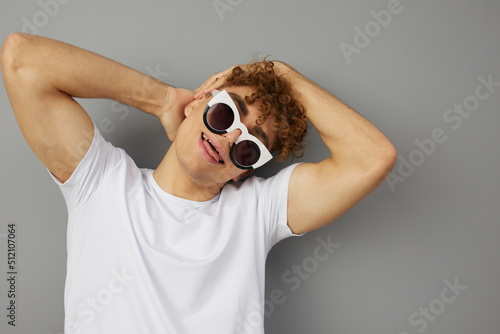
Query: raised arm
194 61 397 234
279 62 397 233
0 33 191 183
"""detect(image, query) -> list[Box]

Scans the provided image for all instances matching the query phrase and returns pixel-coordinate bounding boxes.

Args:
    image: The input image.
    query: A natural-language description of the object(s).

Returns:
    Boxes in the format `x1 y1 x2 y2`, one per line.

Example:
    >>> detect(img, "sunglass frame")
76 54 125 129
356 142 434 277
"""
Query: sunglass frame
203 90 273 170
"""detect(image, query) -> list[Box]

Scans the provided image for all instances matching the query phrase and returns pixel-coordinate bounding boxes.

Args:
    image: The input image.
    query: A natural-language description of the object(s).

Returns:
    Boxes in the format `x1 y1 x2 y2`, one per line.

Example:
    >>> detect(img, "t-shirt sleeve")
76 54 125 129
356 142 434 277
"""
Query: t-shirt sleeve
46 121 126 213
259 163 305 250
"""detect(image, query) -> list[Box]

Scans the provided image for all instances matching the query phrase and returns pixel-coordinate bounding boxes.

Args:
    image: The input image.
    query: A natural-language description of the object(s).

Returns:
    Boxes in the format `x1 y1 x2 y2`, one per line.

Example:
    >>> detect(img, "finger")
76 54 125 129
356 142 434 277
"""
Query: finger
193 74 219 97
194 77 223 98
194 66 234 98
194 76 216 93
203 73 230 92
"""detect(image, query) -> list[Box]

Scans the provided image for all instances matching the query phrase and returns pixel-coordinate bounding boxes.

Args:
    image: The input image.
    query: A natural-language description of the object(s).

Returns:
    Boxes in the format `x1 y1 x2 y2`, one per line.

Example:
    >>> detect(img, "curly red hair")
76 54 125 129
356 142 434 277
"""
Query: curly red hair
222 59 308 161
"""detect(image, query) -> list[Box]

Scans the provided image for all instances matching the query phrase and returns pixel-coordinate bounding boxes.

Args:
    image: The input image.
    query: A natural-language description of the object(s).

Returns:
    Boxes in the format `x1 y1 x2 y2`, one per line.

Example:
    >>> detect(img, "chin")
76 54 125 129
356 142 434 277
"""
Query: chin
177 154 232 186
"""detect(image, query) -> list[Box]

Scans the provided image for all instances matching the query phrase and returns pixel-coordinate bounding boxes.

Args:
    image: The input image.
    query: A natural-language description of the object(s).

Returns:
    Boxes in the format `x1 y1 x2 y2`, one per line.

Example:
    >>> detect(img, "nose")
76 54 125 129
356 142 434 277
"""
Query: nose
223 128 242 146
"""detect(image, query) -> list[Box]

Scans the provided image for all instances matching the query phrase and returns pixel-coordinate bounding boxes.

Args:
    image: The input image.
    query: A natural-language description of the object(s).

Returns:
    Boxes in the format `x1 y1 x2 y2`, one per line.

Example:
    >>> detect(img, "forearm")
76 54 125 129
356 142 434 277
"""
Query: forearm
3 33 170 117
277 62 396 170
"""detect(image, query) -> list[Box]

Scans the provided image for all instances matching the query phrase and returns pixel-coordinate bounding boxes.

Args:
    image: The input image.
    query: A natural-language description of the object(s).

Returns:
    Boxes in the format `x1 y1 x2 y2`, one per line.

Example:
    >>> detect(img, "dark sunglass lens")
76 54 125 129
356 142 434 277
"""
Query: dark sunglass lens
207 103 234 131
233 140 261 167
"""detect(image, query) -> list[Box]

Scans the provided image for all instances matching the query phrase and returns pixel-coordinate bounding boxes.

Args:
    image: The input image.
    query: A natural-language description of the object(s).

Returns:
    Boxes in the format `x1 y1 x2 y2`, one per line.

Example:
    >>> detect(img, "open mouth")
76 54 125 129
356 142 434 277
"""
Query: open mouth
202 133 224 164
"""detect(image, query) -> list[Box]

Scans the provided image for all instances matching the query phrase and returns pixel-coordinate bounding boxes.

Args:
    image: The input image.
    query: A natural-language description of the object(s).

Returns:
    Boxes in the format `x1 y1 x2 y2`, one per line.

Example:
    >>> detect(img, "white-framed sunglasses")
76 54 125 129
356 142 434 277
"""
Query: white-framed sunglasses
203 90 273 170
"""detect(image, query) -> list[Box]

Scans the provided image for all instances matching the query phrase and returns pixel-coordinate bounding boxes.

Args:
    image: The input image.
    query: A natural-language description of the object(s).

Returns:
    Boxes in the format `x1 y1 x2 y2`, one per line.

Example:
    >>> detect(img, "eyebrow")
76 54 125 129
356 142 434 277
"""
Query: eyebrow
253 125 270 150
228 92 270 149
228 92 248 117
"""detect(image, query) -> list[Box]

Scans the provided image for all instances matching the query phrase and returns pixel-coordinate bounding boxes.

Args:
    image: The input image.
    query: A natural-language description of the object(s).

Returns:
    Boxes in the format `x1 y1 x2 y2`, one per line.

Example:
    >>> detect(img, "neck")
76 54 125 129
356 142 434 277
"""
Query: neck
153 145 223 202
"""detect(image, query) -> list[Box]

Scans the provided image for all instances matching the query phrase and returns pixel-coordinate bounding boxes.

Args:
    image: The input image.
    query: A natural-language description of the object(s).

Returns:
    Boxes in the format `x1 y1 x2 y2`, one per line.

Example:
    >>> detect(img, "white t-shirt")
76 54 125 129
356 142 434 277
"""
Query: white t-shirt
47 122 303 334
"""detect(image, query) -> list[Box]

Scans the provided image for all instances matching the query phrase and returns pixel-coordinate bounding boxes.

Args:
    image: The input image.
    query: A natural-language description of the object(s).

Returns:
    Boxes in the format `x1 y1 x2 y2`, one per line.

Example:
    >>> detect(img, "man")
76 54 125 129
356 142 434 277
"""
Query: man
1 33 396 333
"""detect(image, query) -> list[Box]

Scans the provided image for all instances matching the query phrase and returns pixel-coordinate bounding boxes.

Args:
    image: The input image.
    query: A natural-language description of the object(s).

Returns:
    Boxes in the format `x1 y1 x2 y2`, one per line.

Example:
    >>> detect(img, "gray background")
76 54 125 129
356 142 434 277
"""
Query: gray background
0 0 499 333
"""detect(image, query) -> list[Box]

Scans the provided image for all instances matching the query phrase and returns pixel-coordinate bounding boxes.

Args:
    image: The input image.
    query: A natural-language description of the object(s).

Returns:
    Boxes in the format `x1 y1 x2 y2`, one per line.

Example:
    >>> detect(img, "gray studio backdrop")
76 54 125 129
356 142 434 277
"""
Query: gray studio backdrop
0 0 499 333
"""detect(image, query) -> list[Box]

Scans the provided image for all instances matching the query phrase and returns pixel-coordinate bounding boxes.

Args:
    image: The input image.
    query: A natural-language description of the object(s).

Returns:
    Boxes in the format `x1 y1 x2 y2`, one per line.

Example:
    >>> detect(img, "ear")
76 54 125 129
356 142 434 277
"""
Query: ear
184 94 207 117
232 169 254 182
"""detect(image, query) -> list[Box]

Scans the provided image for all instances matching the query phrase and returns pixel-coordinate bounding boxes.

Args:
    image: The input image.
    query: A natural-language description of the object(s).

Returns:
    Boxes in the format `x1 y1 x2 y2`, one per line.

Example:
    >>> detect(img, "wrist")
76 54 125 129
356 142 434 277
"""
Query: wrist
125 77 172 118
158 82 175 118
157 86 193 142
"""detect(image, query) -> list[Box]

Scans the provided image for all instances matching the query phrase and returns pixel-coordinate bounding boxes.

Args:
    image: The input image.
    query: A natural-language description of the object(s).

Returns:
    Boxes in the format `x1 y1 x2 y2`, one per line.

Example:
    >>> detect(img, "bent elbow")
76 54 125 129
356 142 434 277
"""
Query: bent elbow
382 144 397 173
371 143 397 179
0 33 30 73
357 140 397 178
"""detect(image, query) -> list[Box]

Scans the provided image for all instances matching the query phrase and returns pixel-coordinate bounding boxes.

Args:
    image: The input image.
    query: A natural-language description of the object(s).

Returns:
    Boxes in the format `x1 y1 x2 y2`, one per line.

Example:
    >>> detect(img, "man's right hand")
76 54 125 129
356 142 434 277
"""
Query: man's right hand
159 87 194 142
